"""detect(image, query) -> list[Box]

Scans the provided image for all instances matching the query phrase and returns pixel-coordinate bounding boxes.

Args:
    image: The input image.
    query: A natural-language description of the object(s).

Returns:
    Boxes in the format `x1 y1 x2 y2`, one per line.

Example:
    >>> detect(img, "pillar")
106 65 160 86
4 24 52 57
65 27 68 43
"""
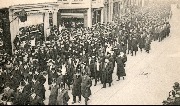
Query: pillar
110 1 113 22
142 0 145 7
87 8 92 28
101 8 104 24
138 0 141 6
84 13 87 27
57 11 61 28
44 12 49 38
104 4 108 24
52 11 58 26
108 1 111 22
136 0 138 5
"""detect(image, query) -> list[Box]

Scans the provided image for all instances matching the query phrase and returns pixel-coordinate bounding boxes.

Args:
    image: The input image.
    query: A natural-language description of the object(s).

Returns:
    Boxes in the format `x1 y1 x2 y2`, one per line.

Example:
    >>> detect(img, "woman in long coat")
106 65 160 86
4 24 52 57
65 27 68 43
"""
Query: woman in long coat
81 73 92 105
116 55 126 81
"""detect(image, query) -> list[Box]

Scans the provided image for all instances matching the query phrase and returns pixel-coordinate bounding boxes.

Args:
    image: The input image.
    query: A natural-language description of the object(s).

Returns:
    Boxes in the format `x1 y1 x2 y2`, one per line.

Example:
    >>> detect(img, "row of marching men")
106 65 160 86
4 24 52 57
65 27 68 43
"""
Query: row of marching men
46 47 127 105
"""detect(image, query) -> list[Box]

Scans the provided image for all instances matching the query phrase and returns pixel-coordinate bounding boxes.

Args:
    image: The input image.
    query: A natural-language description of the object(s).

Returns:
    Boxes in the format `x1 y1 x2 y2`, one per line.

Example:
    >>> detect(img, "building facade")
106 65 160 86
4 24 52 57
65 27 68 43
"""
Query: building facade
1 0 147 52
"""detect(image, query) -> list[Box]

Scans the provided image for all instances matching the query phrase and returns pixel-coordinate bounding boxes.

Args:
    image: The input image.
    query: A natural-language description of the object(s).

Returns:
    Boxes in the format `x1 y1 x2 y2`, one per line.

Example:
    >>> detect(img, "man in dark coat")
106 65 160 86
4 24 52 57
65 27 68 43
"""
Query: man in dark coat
127 36 132 54
89 57 95 79
131 37 138 56
81 72 92 105
29 92 44 105
48 82 58 105
72 72 82 104
14 81 31 105
66 62 74 90
94 57 100 86
56 85 70 105
139 34 145 52
102 59 113 88
56 72 64 89
145 37 151 53
2 82 14 103
116 54 126 81
106 58 114 87
101 58 107 88
48 67 58 86
33 80 46 101
0 67 5 94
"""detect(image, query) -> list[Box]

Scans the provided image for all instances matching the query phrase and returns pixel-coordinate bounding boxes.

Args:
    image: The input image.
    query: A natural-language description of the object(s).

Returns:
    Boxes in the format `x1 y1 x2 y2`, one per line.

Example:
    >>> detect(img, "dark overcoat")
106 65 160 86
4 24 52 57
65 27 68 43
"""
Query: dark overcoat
81 75 92 98
132 38 138 51
49 85 58 105
72 74 82 96
29 95 44 105
106 61 114 83
139 37 145 49
56 89 70 105
116 56 126 77
145 38 151 51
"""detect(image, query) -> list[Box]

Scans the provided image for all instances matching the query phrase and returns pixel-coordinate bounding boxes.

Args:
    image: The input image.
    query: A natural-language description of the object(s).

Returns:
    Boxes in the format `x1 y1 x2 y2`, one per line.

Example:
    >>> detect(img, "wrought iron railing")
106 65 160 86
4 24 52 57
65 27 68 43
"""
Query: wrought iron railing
57 0 104 5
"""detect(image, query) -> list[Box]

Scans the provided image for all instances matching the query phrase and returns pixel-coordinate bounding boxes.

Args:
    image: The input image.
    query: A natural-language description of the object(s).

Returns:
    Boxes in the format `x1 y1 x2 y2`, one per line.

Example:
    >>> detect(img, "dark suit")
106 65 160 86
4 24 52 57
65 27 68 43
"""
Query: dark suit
81 75 92 105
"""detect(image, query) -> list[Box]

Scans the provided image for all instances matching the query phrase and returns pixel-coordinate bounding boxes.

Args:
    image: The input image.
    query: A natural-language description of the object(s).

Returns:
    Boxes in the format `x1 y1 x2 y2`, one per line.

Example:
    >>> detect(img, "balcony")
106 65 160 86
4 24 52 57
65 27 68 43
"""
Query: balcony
57 0 104 8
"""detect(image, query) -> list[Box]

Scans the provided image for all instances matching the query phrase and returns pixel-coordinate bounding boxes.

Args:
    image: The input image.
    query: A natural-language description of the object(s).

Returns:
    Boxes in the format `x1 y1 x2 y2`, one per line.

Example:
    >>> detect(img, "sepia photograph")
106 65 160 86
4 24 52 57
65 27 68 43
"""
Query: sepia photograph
0 0 180 105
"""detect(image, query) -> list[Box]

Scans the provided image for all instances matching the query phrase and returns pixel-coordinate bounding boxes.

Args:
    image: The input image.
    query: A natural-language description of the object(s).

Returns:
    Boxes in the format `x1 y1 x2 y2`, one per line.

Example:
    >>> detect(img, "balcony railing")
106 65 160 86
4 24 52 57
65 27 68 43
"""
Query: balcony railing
57 0 104 8
57 0 85 4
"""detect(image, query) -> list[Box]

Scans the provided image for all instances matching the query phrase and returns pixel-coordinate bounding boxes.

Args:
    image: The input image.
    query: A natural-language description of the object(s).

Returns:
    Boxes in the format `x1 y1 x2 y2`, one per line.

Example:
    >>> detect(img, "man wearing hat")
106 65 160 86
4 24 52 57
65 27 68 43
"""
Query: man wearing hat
72 71 82 104
102 58 112 88
81 72 92 105
131 36 138 56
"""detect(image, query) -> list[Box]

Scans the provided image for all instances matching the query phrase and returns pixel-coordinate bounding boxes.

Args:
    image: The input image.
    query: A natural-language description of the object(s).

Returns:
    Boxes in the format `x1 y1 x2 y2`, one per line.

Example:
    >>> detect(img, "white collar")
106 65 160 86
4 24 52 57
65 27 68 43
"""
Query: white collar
31 93 36 99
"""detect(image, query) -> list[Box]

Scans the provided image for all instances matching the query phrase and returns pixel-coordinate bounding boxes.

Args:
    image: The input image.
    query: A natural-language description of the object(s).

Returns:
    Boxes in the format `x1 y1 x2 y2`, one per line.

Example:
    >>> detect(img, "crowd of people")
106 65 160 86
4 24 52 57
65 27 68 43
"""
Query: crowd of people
163 82 180 105
0 2 172 105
